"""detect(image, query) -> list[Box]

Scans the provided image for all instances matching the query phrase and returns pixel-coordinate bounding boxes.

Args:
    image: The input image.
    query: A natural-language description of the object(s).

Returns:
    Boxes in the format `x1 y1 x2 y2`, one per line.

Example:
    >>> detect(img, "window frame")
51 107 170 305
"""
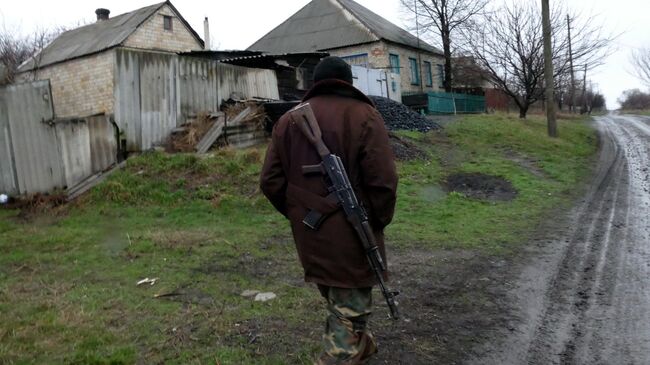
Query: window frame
436 64 444 88
163 15 173 31
409 57 420 85
389 53 400 74
424 61 433 87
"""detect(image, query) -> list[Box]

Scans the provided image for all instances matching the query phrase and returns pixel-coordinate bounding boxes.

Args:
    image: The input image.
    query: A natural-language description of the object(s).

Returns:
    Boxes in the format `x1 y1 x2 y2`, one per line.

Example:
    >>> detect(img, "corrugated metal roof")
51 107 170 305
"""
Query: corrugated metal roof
248 0 442 55
217 52 329 63
19 1 204 72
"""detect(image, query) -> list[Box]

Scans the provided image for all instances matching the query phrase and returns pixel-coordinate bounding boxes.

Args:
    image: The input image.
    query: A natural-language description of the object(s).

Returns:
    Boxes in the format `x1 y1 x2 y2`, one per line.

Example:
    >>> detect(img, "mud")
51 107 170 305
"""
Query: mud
371 248 514 364
469 114 650 364
389 133 428 161
188 237 512 364
444 172 518 201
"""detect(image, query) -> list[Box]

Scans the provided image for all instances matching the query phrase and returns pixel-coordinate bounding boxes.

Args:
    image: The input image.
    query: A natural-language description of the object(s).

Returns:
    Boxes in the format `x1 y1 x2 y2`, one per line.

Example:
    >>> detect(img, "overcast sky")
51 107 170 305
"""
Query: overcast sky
1 0 647 108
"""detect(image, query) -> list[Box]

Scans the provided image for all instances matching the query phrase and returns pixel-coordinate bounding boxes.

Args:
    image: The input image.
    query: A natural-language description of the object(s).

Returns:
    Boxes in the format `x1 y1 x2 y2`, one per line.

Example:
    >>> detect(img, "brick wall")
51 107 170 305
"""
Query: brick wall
18 51 115 118
328 41 445 94
124 5 202 52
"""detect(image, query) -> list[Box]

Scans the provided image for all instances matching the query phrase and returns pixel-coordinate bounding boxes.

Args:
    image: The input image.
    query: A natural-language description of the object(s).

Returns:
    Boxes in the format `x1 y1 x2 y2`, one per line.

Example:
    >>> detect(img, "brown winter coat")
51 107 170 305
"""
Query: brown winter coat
260 80 398 288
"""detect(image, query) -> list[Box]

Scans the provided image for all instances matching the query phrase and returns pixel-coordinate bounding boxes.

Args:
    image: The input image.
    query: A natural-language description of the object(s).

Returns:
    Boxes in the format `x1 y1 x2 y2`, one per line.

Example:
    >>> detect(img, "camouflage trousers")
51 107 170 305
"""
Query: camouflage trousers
315 285 377 365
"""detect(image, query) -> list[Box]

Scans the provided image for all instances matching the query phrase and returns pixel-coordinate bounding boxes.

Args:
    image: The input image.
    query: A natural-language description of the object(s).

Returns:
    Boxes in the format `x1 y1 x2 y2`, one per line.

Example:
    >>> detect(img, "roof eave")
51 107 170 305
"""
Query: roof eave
381 38 444 57
17 45 122 72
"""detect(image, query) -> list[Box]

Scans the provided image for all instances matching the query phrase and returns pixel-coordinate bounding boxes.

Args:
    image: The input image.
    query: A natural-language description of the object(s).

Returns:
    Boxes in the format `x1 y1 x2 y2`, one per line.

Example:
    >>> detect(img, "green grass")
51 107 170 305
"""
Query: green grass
0 113 597 364
389 113 597 252
619 109 650 116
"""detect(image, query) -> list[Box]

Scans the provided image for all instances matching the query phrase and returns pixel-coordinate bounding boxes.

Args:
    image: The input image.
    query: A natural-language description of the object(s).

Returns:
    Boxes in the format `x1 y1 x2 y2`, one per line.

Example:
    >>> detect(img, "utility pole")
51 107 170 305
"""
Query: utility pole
581 64 588 113
543 0 558 137
567 14 576 113
415 0 424 93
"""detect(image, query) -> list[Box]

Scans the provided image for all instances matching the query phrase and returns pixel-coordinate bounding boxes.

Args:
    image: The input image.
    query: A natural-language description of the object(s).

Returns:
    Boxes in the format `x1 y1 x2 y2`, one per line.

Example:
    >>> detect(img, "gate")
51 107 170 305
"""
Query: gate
0 81 118 196
0 80 64 195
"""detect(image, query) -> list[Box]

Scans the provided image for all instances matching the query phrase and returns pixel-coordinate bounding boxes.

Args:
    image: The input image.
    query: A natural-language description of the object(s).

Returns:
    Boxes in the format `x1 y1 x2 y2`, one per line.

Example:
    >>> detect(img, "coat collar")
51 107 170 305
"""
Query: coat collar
303 79 375 107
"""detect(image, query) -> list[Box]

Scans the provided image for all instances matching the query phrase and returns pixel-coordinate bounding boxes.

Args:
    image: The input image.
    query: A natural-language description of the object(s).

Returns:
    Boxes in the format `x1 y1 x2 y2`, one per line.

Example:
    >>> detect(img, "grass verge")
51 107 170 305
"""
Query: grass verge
0 113 597 364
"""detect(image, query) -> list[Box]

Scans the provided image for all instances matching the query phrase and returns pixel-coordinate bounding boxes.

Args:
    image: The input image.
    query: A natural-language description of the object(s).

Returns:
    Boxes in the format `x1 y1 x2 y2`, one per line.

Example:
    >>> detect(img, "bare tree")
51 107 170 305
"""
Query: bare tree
463 0 613 118
0 26 67 84
0 29 35 84
618 89 650 110
590 92 605 112
630 47 650 87
401 0 489 92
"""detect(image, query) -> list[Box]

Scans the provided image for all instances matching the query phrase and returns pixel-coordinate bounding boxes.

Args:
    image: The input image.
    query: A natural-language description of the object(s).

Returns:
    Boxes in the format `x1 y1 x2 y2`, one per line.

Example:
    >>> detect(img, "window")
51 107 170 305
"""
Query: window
163 15 173 31
436 64 444 87
409 57 420 85
389 54 400 74
341 53 369 67
424 61 432 87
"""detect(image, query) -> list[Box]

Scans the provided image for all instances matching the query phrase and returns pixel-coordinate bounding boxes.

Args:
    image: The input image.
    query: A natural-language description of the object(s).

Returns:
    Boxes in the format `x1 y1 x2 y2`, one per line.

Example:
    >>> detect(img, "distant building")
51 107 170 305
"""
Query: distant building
452 56 510 112
249 0 445 94
17 1 204 118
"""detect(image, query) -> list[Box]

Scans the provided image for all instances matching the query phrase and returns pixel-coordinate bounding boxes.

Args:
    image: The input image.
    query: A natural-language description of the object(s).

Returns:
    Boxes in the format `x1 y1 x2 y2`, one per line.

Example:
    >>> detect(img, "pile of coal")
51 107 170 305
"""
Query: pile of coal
369 96 441 132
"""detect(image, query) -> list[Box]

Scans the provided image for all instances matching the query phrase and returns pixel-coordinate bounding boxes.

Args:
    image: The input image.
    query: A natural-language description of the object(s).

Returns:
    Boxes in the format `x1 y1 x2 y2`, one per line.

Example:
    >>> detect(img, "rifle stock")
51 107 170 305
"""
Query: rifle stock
290 103 330 157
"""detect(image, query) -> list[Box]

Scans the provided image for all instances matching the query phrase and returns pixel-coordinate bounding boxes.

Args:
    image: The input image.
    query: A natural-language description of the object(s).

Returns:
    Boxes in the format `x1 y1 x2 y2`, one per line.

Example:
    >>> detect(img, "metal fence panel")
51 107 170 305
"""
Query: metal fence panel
55 119 92 189
114 49 142 152
427 92 486 114
115 49 279 152
218 63 279 101
1 81 117 196
0 90 18 194
179 57 219 119
138 51 179 151
0 80 65 194
87 115 118 174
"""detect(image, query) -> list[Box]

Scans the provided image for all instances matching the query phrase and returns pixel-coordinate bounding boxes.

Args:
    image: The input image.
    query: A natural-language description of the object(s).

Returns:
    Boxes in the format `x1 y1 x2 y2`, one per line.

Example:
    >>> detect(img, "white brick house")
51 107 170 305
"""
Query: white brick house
17 1 204 118
249 0 445 94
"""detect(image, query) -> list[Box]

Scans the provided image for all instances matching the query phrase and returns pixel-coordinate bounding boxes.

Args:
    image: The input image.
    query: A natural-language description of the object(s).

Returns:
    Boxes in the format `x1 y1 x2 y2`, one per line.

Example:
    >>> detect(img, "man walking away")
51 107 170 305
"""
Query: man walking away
260 56 398 364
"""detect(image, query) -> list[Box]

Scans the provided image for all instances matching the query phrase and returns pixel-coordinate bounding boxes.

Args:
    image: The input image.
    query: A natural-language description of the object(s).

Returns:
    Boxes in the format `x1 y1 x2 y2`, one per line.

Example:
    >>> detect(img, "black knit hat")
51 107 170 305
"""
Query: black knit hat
313 56 353 84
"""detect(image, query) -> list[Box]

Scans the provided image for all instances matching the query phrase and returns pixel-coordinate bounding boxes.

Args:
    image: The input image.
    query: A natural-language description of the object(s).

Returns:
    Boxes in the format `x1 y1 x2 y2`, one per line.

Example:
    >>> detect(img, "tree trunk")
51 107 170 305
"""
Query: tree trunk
442 26 453 92
519 104 529 119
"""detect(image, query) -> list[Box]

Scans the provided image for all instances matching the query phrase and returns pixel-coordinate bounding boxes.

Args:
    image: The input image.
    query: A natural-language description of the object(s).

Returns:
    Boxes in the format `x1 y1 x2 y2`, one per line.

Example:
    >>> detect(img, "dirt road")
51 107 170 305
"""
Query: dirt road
472 114 650 364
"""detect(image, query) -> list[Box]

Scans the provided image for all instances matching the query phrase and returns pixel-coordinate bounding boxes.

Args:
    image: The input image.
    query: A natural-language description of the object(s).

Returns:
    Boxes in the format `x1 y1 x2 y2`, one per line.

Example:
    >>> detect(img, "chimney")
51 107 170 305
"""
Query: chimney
95 8 110 21
203 17 210 50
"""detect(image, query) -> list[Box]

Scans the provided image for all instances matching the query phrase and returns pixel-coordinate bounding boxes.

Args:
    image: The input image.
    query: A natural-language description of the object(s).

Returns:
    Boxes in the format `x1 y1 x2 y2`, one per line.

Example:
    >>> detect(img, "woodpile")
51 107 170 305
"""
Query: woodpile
166 103 269 153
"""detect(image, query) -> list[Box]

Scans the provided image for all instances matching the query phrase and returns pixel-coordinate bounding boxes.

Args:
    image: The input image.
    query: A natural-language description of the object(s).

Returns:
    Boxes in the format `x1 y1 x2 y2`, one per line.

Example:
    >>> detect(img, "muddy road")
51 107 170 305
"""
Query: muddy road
471 114 650 364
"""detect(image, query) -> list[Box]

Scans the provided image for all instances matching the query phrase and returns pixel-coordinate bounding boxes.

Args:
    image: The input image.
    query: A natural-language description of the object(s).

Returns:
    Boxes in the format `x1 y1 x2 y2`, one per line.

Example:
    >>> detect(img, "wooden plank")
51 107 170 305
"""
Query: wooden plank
196 107 252 154
195 115 225 154
66 161 126 201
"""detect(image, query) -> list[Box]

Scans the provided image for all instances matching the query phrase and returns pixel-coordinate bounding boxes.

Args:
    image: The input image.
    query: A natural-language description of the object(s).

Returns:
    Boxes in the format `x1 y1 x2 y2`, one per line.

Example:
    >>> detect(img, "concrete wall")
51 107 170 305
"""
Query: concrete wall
124 4 202 52
328 40 445 94
18 51 115 118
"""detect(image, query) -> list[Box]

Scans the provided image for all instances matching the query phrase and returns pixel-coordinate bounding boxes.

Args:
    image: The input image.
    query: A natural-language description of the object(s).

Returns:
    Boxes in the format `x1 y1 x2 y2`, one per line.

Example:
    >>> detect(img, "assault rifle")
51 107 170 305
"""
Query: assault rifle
288 103 400 320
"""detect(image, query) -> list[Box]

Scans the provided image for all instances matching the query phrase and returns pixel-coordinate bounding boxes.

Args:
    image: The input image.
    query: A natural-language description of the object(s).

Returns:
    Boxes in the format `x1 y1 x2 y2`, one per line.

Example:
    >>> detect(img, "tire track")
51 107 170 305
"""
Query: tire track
469 114 650 365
